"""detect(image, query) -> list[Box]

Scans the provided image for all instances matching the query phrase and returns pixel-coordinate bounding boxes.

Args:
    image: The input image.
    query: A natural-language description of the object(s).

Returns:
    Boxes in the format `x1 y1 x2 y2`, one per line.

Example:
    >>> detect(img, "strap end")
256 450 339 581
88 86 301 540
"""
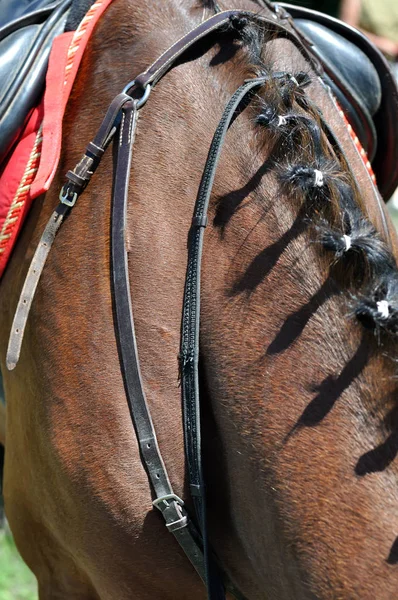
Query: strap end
6 357 17 371
6 324 24 371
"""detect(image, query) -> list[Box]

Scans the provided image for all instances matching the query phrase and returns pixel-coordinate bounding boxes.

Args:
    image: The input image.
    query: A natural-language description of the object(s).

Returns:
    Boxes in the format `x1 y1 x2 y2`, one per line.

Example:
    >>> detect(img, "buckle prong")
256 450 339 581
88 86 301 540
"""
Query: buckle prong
152 494 184 509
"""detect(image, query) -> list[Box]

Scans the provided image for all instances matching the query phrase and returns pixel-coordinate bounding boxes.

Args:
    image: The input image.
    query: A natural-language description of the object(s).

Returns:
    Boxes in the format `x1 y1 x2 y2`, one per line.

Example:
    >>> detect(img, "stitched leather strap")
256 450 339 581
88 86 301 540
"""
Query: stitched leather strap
6 93 132 369
180 75 268 599
130 9 319 93
111 100 208 584
134 10 246 89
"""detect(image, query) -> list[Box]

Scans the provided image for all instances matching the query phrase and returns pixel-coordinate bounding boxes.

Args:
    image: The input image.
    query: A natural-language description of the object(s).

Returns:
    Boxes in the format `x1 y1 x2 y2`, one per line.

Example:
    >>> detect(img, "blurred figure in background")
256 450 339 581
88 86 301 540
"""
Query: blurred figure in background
340 0 398 211
340 0 398 77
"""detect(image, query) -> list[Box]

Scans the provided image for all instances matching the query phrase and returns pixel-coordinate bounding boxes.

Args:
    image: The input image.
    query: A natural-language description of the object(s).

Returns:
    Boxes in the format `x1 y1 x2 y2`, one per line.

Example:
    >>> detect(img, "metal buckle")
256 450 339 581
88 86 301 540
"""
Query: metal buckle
153 493 185 510
153 494 188 532
122 80 151 109
59 187 78 207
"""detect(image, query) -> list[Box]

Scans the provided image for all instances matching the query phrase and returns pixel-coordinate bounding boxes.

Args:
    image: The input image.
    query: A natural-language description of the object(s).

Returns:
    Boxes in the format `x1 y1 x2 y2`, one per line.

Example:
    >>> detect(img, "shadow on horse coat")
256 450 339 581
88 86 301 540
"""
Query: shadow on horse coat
1 0 398 598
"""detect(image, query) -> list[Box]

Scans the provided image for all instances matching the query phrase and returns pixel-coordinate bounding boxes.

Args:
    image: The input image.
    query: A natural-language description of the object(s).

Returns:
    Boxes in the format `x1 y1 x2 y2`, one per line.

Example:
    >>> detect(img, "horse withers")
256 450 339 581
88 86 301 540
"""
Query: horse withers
1 0 398 598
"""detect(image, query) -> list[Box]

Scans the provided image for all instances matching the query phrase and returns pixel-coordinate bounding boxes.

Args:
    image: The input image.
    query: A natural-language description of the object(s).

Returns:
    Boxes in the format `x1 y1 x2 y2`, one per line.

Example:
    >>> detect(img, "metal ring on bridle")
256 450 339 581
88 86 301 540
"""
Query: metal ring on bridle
122 80 151 108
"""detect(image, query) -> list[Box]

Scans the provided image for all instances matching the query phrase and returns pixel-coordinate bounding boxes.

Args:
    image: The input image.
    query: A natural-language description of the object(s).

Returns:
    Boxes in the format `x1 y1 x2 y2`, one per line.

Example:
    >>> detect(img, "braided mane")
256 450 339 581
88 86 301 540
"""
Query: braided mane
219 15 398 342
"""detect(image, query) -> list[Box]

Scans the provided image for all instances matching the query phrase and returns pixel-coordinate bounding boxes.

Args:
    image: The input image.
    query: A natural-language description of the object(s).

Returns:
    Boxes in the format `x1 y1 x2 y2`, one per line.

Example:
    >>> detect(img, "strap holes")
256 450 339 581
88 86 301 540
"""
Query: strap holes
155 473 160 479
42 242 47 247
15 329 19 334
23 299 27 305
146 443 151 448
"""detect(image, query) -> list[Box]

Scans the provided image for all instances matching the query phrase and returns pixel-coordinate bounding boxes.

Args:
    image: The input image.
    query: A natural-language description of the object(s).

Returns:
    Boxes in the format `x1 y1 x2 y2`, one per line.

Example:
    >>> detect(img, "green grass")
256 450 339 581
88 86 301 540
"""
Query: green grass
0 531 38 600
388 202 398 231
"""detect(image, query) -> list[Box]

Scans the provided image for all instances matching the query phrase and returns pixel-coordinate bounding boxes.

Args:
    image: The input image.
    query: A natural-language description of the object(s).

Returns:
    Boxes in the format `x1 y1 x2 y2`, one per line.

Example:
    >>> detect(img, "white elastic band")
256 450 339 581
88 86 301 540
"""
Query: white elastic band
377 300 389 319
277 115 287 126
342 234 352 251
313 169 324 187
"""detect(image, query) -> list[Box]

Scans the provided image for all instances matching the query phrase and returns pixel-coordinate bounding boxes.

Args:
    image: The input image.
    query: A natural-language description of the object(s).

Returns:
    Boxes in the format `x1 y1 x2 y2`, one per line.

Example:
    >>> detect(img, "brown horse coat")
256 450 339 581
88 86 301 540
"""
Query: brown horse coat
1 1 398 599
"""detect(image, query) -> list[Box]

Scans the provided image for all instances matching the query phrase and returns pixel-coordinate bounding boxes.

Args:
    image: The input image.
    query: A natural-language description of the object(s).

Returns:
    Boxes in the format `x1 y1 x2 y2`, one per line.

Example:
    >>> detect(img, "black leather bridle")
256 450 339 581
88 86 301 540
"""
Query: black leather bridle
6 6 344 599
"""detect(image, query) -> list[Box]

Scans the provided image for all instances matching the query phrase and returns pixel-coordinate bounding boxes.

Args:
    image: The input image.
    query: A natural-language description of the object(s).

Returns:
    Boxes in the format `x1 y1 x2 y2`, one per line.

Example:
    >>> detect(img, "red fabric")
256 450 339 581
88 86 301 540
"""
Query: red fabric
30 32 75 198
33 0 115 196
0 106 43 276
0 0 115 278
0 106 42 225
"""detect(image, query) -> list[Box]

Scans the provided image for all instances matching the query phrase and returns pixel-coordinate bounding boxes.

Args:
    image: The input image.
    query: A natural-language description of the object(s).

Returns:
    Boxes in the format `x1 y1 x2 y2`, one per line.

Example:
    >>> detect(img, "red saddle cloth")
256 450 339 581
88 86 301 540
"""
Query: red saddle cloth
0 0 114 279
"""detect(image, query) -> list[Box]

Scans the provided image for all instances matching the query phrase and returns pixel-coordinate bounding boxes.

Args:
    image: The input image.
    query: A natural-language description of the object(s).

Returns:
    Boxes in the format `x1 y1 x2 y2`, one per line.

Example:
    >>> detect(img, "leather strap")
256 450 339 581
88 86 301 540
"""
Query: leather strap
180 75 267 599
111 100 208 584
109 78 265 600
129 9 319 94
134 11 245 89
6 204 68 370
6 93 133 369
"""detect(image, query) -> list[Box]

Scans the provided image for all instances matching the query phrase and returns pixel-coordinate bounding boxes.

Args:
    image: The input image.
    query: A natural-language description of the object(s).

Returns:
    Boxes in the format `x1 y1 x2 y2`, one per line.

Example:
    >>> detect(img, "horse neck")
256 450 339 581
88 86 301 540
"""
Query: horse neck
4 0 398 597
195 30 398 600
74 3 398 597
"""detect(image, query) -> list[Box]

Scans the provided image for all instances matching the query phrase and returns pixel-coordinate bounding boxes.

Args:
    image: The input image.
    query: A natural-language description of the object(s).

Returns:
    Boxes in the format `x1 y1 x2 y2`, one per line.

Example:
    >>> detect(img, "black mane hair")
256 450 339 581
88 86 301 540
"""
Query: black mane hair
198 0 222 12
65 0 96 32
225 14 398 340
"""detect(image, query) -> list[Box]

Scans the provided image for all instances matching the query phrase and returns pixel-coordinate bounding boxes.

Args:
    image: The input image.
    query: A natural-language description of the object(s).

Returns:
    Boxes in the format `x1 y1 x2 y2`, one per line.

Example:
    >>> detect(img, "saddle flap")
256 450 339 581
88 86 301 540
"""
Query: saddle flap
295 18 380 161
0 0 71 164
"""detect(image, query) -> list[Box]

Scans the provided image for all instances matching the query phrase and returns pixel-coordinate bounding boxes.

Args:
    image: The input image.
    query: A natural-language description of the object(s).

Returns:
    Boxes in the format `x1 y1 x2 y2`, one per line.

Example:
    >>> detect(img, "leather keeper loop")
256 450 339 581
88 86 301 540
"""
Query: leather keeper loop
133 73 149 90
65 170 87 188
87 141 105 158
192 215 208 228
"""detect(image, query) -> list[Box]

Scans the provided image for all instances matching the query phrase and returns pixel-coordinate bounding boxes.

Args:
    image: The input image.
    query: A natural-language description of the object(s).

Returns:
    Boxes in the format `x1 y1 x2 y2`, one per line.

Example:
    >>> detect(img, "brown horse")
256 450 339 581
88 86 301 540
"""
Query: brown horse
2 0 398 598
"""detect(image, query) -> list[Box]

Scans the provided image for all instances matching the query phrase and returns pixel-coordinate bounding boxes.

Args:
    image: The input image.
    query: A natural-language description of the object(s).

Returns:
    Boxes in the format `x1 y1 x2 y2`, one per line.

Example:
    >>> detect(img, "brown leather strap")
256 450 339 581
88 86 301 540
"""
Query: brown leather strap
111 101 209 587
132 9 320 92
135 11 243 89
6 206 68 370
6 95 132 369
62 93 132 204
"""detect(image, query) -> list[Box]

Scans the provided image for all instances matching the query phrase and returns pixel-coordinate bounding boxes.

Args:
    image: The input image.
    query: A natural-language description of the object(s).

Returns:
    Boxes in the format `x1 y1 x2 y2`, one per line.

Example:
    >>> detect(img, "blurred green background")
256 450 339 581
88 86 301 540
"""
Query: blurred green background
0 529 37 600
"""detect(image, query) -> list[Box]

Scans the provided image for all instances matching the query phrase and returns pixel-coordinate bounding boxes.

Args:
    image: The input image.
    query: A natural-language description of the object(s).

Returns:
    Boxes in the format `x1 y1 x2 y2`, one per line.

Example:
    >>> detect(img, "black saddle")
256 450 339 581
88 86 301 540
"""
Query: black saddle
279 3 398 201
0 0 72 164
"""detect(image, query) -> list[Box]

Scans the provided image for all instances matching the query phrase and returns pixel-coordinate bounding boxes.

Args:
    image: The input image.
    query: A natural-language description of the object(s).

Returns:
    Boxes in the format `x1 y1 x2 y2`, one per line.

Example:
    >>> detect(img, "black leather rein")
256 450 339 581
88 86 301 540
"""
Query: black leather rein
6 7 323 600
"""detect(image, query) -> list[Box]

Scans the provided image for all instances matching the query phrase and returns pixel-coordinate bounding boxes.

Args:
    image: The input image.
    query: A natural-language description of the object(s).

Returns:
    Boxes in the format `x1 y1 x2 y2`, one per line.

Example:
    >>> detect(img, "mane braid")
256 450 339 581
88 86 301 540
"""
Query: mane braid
200 0 221 12
355 276 398 336
232 17 398 340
